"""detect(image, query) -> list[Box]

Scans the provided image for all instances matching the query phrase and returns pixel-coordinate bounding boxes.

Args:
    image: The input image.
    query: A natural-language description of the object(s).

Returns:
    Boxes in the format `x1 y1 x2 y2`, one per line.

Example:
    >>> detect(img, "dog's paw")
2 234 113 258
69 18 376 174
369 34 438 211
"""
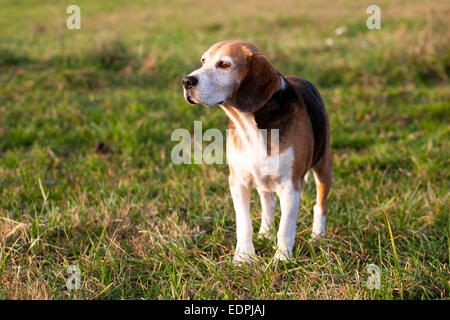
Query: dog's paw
273 248 291 262
233 252 256 265
257 229 274 241
233 241 256 265
311 205 326 239
310 231 325 240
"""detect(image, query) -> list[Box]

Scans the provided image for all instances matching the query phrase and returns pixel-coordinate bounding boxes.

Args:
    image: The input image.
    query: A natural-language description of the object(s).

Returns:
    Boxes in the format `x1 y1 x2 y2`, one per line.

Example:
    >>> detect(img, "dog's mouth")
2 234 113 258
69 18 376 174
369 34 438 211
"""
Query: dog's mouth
185 94 196 105
184 93 223 106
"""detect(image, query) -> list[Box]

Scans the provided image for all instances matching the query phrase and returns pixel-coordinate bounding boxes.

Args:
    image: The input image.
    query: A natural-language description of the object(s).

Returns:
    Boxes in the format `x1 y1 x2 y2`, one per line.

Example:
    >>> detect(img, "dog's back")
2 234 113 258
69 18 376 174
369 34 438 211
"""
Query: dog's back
285 76 329 167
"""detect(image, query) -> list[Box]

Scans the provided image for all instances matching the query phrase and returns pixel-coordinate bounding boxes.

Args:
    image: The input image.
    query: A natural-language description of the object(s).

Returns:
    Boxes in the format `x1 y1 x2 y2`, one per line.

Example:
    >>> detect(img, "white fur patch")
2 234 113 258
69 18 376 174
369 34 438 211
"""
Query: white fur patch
311 204 326 238
280 75 287 89
184 54 239 106
223 106 295 192
275 187 301 260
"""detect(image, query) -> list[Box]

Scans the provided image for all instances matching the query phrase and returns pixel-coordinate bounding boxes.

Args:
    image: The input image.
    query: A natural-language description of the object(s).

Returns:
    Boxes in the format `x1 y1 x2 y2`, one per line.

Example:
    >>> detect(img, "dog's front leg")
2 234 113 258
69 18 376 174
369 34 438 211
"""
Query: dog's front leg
274 186 301 261
257 189 276 239
229 176 255 264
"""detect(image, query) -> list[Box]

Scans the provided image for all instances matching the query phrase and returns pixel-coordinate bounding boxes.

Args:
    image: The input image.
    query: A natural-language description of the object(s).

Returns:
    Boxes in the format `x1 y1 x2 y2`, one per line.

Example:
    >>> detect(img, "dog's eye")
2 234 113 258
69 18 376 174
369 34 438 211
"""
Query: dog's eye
201 58 205 64
217 61 231 69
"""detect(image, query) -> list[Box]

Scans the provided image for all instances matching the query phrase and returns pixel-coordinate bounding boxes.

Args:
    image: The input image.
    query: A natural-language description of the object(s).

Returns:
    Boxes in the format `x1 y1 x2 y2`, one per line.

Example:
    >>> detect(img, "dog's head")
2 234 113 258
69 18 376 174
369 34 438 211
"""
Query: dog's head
183 40 281 112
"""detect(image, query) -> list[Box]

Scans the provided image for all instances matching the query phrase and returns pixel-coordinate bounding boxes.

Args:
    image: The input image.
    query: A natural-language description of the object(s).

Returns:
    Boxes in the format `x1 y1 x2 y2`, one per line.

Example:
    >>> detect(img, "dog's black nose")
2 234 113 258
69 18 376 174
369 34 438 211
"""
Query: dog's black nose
183 76 198 89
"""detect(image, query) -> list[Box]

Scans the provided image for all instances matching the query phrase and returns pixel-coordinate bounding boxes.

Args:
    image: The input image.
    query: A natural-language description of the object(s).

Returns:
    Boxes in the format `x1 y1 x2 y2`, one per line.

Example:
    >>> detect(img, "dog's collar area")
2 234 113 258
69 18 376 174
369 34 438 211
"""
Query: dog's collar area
222 75 292 111
271 74 294 100
279 75 287 90
268 74 298 105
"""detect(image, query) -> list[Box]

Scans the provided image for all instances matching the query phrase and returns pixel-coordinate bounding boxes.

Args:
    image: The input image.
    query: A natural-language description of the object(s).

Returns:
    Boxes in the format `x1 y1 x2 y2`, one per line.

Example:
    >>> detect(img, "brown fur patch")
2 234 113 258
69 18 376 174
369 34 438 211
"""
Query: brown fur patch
232 53 280 112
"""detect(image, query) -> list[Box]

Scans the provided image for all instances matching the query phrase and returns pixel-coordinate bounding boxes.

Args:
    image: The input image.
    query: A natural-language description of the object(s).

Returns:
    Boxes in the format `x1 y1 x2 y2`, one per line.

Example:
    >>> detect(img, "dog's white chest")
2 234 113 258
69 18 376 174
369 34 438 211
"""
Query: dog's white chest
227 140 295 192
221 105 295 192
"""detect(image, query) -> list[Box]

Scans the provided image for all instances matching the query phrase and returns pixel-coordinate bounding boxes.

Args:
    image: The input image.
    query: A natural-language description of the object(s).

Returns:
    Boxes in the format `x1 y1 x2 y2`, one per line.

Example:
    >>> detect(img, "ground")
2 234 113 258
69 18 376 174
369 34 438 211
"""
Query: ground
0 0 448 299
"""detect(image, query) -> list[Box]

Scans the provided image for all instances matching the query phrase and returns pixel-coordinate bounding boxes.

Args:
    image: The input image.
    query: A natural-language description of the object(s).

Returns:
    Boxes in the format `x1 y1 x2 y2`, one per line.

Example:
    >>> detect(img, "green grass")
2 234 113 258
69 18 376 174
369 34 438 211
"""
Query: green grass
0 0 449 299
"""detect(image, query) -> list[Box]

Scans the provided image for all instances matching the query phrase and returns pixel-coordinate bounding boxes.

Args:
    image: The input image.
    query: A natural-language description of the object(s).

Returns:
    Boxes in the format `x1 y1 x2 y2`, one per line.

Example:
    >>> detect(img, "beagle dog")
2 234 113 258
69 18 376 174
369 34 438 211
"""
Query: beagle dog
182 40 332 262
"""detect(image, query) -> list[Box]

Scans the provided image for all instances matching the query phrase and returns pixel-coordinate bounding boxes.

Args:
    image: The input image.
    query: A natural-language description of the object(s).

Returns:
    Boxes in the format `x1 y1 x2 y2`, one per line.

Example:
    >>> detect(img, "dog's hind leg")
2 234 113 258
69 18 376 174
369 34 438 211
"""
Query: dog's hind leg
311 148 332 239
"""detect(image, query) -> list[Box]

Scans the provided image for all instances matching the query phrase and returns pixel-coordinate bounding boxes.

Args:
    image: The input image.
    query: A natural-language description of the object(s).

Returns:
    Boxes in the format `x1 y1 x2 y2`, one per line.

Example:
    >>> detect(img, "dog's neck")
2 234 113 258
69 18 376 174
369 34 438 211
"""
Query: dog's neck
220 74 298 142
219 75 299 153
219 103 258 151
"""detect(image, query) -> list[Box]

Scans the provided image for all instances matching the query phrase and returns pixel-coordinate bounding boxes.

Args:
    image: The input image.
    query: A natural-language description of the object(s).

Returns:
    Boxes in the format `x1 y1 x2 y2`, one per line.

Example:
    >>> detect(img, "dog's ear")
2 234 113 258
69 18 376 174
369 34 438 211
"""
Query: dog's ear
232 53 280 112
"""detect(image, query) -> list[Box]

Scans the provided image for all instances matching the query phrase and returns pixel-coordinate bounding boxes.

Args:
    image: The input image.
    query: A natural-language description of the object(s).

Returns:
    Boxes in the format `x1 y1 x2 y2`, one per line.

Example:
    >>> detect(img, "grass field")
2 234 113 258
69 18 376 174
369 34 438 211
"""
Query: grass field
0 0 449 299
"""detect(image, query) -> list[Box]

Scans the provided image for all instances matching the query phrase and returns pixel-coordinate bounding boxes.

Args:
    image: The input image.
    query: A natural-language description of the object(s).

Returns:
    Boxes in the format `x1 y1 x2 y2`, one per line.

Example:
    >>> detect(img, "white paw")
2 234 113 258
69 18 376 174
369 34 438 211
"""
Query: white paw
311 230 325 239
273 248 291 262
233 241 255 264
311 205 326 239
257 228 274 241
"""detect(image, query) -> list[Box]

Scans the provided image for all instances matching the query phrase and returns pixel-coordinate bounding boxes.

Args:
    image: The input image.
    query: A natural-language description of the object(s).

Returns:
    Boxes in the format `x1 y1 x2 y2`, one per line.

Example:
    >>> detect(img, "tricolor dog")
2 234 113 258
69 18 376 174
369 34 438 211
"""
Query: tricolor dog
182 40 332 262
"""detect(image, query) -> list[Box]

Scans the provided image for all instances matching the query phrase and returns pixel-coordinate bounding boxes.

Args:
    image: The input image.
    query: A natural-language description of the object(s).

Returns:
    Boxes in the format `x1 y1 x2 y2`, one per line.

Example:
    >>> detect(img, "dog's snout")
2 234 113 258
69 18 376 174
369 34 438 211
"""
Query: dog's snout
183 76 198 89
